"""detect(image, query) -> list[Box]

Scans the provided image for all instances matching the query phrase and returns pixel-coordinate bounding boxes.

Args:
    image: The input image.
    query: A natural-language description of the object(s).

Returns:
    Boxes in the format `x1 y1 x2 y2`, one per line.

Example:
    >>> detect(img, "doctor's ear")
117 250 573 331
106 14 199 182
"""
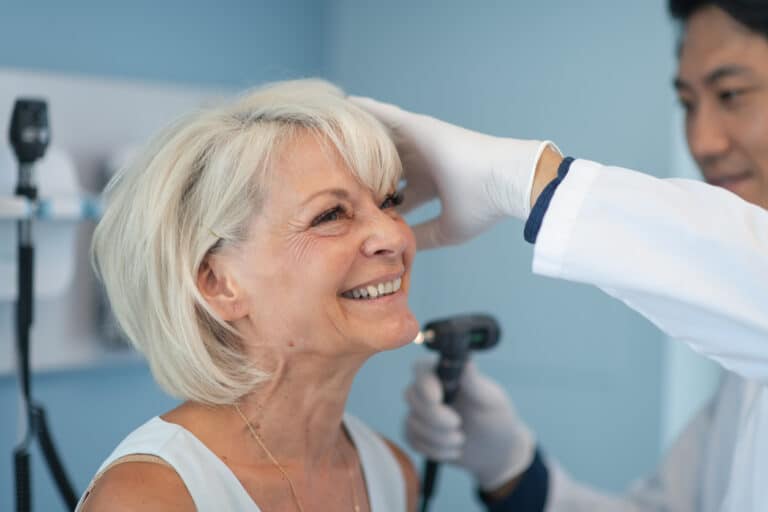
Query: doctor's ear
196 256 247 322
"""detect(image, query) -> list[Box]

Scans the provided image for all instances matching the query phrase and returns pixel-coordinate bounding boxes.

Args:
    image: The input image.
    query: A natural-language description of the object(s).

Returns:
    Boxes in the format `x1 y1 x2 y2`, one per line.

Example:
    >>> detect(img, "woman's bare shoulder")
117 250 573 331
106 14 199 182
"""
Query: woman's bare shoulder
79 461 195 512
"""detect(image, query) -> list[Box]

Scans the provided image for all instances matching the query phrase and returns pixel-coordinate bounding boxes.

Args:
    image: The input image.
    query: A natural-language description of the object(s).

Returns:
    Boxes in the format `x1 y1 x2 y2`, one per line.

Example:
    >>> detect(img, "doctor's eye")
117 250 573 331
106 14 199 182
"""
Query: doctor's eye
311 205 350 226
677 96 695 114
718 88 750 108
380 192 404 210
720 90 739 102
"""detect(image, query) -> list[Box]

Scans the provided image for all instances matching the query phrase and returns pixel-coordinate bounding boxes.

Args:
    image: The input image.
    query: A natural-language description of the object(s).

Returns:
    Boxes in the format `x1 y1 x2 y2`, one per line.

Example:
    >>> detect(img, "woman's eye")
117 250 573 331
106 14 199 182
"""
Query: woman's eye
380 192 404 210
311 205 347 226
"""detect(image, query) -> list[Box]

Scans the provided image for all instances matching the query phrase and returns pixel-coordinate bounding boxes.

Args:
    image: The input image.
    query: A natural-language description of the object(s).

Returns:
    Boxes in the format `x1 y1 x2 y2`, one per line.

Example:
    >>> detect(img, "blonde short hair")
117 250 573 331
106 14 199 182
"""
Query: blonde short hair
92 79 402 405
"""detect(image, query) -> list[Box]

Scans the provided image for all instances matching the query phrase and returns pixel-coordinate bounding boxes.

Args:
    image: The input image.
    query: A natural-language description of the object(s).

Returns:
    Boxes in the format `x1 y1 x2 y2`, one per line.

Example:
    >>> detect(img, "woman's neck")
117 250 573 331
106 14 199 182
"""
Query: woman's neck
234 350 366 464
164 342 372 479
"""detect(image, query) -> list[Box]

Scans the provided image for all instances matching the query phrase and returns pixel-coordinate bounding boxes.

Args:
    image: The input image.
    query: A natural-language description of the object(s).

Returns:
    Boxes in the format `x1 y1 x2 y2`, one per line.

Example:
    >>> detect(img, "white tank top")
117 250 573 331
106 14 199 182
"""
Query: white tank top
77 413 406 511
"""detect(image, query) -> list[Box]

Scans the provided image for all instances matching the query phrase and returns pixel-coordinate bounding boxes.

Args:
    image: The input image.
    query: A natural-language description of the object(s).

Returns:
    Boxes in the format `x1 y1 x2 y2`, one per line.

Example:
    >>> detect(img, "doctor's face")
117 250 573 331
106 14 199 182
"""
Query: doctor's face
222 131 419 361
675 6 768 209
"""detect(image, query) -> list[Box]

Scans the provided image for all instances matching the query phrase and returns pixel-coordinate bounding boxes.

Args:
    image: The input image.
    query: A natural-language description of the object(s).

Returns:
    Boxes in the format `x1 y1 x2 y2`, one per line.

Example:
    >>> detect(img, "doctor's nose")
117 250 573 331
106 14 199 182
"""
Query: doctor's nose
687 105 731 164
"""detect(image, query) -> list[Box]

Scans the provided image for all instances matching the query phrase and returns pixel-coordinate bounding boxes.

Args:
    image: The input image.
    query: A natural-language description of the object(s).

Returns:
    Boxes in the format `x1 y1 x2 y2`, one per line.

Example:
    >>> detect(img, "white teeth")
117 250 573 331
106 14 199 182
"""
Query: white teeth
343 277 404 300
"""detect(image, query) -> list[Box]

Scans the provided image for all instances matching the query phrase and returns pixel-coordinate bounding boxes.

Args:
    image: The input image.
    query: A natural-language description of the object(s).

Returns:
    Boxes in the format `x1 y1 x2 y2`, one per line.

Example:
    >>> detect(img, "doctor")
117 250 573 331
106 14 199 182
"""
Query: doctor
354 0 768 510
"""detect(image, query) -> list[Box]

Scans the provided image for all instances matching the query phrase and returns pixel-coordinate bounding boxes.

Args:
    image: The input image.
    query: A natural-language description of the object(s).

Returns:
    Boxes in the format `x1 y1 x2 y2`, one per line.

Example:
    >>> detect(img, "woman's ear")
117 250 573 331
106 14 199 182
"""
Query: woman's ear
197 255 247 322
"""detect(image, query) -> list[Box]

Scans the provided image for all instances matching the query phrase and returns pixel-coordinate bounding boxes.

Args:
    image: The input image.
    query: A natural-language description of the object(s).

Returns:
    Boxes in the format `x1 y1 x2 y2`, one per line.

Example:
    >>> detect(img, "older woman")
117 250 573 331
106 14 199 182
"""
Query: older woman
78 80 420 511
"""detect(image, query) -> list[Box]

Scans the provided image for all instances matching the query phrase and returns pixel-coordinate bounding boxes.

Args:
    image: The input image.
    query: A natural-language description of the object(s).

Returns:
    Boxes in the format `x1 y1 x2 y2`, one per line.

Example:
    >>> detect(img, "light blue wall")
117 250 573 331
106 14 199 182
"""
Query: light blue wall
327 1 677 509
1 2 682 511
0 0 324 87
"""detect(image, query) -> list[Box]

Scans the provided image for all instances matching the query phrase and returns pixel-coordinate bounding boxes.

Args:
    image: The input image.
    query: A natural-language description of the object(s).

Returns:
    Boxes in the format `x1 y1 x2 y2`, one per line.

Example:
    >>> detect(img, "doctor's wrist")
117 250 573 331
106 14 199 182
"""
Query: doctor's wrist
477 448 549 512
524 155 574 244
479 472 525 502
530 145 563 208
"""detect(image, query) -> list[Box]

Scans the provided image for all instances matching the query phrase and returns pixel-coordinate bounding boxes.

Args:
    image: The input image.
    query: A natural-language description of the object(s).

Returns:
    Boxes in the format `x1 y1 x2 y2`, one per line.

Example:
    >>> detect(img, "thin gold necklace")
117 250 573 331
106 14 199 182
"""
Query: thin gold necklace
234 404 362 512
235 404 306 512
340 437 362 512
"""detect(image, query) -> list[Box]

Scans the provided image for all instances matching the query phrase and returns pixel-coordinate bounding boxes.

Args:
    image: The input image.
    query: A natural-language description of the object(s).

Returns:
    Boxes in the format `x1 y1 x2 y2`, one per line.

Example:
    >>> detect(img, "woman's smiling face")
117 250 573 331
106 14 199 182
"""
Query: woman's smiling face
212 130 419 360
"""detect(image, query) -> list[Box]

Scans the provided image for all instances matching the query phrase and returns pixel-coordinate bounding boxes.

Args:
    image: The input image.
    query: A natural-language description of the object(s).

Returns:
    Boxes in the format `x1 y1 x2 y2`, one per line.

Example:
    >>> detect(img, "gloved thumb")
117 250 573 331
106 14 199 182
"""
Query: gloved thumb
397 178 434 214
457 362 510 408
410 216 452 250
409 359 444 404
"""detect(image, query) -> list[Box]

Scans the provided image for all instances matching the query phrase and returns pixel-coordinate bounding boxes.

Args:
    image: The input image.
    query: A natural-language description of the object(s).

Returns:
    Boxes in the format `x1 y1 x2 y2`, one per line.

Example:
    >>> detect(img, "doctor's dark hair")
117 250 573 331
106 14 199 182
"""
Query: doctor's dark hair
669 0 768 39
91 79 402 405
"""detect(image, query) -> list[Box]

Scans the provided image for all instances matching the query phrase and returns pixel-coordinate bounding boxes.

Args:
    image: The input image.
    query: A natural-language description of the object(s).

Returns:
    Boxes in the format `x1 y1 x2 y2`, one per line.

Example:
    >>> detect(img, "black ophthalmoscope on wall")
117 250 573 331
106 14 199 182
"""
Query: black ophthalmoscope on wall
417 314 500 512
10 99 79 512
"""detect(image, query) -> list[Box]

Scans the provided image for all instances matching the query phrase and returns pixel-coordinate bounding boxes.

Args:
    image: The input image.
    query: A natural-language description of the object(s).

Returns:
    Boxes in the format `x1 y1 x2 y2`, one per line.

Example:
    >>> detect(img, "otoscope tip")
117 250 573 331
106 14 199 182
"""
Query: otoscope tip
413 329 435 345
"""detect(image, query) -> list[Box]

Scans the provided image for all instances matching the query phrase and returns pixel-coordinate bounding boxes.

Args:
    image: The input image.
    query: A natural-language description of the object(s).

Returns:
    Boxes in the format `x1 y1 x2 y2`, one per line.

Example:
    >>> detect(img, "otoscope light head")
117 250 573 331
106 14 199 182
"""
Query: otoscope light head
9 98 50 165
420 313 500 357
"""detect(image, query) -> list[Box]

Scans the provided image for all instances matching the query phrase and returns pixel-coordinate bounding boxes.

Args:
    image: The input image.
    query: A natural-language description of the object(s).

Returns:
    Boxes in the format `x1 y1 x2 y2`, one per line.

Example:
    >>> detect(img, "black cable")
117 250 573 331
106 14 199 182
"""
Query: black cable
16 243 33 398
419 459 438 512
33 405 79 509
14 450 30 512
14 228 34 512
12 214 79 512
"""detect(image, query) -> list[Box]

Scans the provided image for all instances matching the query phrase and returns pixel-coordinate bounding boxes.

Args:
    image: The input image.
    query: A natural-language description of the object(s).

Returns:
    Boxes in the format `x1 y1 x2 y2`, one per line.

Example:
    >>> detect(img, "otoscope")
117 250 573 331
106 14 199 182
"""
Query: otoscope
415 314 500 512
10 99 79 512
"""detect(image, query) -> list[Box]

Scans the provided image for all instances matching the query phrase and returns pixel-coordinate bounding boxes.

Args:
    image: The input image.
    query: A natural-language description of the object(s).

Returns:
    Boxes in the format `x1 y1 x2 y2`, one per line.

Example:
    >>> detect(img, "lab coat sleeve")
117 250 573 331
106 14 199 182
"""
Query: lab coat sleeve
533 159 768 383
545 395 712 512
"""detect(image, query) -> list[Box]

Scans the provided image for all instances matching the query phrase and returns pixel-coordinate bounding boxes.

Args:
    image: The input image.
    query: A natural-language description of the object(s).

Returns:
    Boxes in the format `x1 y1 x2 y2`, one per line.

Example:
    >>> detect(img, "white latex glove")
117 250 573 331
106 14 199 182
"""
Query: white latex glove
352 96 555 249
405 360 536 491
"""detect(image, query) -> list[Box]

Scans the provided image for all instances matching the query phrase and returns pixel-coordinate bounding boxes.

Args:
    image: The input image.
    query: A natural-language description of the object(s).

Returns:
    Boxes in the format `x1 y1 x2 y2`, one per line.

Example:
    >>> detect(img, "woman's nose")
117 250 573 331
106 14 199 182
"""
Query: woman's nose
361 211 409 258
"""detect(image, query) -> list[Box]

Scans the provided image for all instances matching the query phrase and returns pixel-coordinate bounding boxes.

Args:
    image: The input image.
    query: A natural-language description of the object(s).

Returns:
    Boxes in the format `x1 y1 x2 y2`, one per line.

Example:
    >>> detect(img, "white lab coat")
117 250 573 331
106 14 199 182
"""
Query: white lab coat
532 159 768 512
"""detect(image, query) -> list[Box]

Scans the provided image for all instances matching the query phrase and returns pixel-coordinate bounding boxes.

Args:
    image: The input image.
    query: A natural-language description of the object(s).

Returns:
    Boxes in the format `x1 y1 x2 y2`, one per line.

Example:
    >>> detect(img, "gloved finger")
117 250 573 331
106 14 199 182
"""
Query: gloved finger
405 416 464 461
404 381 461 428
405 408 464 442
411 358 438 378
406 435 462 461
406 434 462 461
349 96 407 130
405 385 462 433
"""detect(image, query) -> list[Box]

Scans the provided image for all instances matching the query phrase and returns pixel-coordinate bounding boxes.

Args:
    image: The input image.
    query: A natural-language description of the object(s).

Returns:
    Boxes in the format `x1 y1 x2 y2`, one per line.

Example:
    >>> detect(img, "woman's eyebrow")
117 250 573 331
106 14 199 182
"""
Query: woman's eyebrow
300 188 351 206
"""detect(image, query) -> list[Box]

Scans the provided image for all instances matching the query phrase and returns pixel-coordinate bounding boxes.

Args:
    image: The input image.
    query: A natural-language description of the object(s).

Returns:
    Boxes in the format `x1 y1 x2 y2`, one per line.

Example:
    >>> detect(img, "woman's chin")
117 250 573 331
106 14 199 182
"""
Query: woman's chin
365 314 421 352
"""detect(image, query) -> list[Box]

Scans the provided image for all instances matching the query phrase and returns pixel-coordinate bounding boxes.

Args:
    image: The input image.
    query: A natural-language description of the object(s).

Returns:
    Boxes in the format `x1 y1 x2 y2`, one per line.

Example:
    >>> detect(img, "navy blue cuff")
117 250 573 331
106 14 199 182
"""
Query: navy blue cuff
477 448 549 512
524 156 575 244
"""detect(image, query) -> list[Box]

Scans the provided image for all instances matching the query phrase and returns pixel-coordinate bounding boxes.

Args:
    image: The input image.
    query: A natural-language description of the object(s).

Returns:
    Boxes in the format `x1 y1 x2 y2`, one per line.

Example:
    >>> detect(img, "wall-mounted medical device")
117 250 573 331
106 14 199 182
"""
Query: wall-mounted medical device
8 98 80 511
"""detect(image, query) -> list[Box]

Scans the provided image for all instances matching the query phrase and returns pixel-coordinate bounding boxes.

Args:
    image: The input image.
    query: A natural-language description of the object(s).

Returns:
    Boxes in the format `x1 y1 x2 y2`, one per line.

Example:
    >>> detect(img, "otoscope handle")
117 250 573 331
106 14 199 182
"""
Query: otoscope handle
435 354 468 405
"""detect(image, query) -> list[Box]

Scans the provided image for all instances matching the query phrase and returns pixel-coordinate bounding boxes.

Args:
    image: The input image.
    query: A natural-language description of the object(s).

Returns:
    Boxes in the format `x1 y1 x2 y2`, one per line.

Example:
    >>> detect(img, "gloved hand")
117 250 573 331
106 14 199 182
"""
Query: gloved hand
352 96 557 249
405 360 536 491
